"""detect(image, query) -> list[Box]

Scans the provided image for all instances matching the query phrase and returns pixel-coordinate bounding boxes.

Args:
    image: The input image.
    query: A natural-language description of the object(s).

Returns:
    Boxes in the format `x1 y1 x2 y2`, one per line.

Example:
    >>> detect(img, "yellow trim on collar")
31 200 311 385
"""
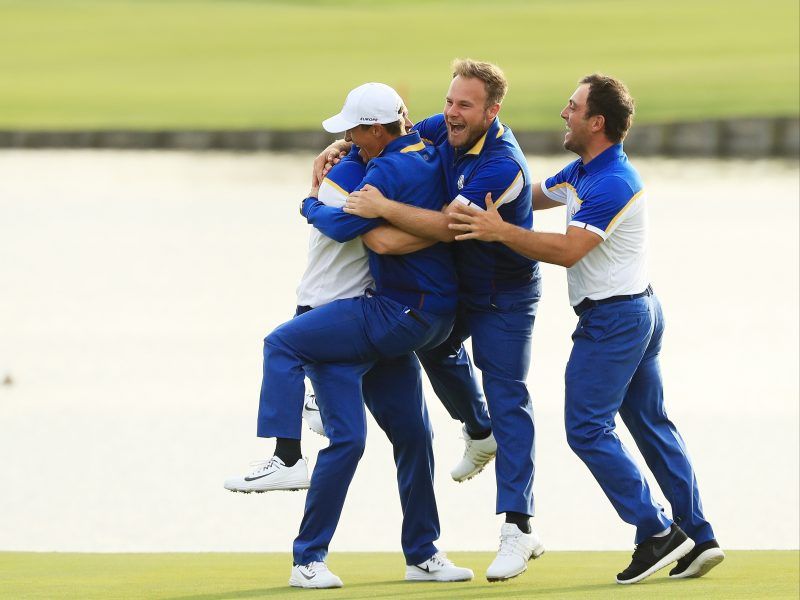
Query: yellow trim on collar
496 123 505 138
400 141 425 153
466 131 488 155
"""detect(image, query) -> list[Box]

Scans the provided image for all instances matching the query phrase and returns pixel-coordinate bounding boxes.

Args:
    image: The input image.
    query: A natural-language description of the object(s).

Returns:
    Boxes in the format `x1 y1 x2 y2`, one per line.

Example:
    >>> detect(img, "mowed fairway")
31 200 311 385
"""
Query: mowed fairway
1 551 798 599
0 0 797 129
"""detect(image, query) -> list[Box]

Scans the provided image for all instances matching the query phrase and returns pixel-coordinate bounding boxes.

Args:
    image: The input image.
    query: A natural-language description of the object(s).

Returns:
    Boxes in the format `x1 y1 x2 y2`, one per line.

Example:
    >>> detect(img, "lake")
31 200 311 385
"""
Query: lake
0 150 797 553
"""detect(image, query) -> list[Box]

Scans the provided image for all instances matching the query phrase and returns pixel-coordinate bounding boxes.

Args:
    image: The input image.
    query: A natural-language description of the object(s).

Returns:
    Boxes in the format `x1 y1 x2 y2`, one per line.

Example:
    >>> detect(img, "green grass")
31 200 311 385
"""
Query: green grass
0 0 797 129
1 551 798 599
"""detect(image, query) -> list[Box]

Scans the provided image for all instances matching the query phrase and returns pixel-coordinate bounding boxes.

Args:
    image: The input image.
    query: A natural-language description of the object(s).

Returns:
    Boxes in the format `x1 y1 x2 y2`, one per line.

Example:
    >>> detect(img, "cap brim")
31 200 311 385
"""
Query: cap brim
322 113 357 133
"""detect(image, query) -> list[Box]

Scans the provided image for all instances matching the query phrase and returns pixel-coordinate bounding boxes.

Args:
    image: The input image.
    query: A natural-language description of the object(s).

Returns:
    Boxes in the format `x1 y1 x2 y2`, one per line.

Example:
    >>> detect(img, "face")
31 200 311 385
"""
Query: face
444 75 500 149
400 104 413 130
345 125 380 161
560 83 598 156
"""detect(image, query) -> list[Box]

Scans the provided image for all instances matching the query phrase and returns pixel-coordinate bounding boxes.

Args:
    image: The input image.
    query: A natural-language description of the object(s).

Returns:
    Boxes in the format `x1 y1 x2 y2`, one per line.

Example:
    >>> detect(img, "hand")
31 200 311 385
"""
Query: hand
343 184 388 219
312 140 351 187
448 193 508 241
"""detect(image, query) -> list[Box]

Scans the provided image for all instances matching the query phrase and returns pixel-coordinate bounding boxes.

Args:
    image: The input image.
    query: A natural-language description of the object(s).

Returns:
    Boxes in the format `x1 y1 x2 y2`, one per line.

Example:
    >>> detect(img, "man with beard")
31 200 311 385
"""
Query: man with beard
342 59 544 582
448 74 724 585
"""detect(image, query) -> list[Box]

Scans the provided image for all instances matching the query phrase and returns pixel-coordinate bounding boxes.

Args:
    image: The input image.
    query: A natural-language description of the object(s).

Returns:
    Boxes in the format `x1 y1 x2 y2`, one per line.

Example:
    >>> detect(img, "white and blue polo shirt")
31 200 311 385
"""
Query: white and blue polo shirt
296 159 374 308
542 144 648 306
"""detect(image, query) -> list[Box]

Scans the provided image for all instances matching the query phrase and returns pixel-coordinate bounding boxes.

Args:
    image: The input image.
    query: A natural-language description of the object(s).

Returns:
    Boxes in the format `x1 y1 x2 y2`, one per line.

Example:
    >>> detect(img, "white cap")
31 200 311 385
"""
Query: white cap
322 82 403 133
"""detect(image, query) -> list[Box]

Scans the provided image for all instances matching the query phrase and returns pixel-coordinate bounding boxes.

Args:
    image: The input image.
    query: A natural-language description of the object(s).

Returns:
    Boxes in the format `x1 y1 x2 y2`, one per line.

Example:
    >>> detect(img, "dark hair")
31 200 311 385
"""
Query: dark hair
359 119 403 136
579 74 635 143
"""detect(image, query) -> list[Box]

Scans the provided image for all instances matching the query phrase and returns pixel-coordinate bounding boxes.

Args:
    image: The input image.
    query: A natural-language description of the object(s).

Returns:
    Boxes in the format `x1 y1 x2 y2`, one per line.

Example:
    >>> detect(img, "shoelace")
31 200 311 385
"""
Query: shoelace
428 552 454 568
248 457 278 476
307 561 330 574
497 531 524 556
461 436 494 461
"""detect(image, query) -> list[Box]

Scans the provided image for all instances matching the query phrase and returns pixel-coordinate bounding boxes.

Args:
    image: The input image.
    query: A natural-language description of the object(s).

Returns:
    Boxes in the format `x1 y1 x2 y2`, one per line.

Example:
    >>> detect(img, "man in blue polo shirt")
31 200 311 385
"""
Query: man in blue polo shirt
448 74 724 585
247 83 472 588
343 59 543 582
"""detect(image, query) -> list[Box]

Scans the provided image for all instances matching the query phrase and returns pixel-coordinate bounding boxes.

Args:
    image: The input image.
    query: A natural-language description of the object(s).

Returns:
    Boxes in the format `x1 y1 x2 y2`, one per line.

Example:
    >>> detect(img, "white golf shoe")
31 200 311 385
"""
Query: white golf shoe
302 389 325 437
289 561 343 588
405 551 474 582
450 426 497 482
486 523 545 582
223 456 309 493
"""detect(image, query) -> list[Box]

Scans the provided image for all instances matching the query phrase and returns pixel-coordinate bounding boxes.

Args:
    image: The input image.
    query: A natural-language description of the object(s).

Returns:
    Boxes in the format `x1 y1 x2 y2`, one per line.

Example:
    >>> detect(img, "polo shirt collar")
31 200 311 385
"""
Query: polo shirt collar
382 131 424 155
581 143 624 174
462 117 503 156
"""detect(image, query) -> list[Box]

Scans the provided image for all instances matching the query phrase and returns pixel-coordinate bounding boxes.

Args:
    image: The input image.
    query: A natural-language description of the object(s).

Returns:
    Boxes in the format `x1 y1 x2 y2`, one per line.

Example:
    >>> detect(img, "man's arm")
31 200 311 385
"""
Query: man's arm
449 193 602 268
533 181 564 211
345 184 457 242
361 224 437 255
302 197 380 243
312 140 354 187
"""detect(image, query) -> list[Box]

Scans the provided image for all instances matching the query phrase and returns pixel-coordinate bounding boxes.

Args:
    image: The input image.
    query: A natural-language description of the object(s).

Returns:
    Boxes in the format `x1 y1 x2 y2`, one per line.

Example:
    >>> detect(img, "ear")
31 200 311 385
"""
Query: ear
486 102 501 121
591 114 605 134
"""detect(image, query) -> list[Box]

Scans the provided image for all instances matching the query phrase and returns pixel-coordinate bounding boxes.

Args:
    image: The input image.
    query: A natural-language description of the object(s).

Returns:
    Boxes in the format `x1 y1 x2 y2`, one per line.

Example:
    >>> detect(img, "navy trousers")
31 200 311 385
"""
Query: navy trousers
255 293 453 565
565 293 716 544
417 276 541 516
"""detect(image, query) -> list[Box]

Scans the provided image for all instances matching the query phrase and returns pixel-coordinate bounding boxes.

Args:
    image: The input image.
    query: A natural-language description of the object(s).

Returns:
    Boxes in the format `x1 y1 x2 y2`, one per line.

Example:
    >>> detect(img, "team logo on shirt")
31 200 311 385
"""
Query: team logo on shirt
457 175 465 190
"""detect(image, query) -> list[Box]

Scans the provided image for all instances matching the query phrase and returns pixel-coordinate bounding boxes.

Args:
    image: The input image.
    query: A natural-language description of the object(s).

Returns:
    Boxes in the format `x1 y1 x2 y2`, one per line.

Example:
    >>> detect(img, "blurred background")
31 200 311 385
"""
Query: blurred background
0 0 797 554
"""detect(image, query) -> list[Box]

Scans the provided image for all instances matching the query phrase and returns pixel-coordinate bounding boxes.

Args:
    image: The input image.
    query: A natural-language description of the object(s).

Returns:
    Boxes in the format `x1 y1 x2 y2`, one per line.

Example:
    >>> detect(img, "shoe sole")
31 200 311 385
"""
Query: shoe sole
616 538 695 585
225 481 310 493
405 574 473 582
486 543 545 582
669 548 725 579
451 457 496 483
289 578 342 588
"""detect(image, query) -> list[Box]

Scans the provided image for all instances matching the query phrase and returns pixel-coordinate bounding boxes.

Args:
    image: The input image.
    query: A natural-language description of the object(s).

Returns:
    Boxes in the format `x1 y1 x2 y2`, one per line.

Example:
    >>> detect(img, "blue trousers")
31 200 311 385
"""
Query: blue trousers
255 293 453 565
565 293 716 544
417 277 541 516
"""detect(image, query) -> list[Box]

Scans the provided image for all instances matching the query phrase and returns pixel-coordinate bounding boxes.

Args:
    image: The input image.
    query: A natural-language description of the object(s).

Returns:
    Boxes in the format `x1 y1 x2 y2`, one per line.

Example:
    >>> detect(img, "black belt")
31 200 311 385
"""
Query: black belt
574 285 653 316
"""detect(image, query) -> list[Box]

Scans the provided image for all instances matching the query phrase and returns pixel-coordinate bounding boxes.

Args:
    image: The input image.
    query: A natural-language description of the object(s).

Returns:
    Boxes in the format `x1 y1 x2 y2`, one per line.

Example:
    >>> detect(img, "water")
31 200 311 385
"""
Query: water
0 150 797 553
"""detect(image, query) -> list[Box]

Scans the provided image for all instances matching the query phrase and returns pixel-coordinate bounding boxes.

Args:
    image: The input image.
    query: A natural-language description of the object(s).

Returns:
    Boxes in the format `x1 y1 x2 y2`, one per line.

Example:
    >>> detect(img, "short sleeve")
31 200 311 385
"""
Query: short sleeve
453 158 524 211
569 176 642 240
319 160 367 207
542 161 580 204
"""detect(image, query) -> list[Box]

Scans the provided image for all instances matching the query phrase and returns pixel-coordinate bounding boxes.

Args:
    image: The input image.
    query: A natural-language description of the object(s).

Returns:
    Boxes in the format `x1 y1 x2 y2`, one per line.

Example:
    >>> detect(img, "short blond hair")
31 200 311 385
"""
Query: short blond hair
452 58 508 106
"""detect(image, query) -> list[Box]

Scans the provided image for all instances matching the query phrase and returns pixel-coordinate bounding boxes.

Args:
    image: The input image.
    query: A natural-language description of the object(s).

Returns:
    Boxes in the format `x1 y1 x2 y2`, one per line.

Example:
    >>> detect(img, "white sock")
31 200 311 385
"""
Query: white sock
652 526 672 538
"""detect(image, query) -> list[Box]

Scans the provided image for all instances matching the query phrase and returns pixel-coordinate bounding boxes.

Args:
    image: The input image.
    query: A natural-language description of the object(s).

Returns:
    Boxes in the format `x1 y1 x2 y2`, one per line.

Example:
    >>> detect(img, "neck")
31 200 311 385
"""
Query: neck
580 138 615 165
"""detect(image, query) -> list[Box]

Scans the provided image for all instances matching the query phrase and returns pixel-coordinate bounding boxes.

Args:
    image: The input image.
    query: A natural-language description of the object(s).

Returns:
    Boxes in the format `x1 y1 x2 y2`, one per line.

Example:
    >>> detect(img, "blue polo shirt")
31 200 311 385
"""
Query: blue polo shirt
414 113 537 293
302 131 457 315
542 143 649 305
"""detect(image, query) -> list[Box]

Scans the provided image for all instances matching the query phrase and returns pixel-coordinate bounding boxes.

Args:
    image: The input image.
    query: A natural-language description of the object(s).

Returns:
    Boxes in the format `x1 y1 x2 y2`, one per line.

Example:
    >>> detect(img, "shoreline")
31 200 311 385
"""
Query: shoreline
0 116 797 157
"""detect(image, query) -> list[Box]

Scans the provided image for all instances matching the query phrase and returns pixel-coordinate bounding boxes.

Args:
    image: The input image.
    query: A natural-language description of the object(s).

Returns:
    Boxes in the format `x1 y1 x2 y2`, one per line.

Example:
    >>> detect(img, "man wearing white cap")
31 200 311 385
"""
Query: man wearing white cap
236 83 473 588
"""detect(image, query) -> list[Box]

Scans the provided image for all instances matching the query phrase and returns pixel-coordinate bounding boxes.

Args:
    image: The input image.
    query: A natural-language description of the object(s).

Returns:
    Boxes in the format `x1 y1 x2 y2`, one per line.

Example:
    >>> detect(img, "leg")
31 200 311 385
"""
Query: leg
618 296 716 544
258 294 452 439
363 355 439 565
565 300 672 544
416 309 491 435
257 297 373 439
293 361 372 565
467 283 539 516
